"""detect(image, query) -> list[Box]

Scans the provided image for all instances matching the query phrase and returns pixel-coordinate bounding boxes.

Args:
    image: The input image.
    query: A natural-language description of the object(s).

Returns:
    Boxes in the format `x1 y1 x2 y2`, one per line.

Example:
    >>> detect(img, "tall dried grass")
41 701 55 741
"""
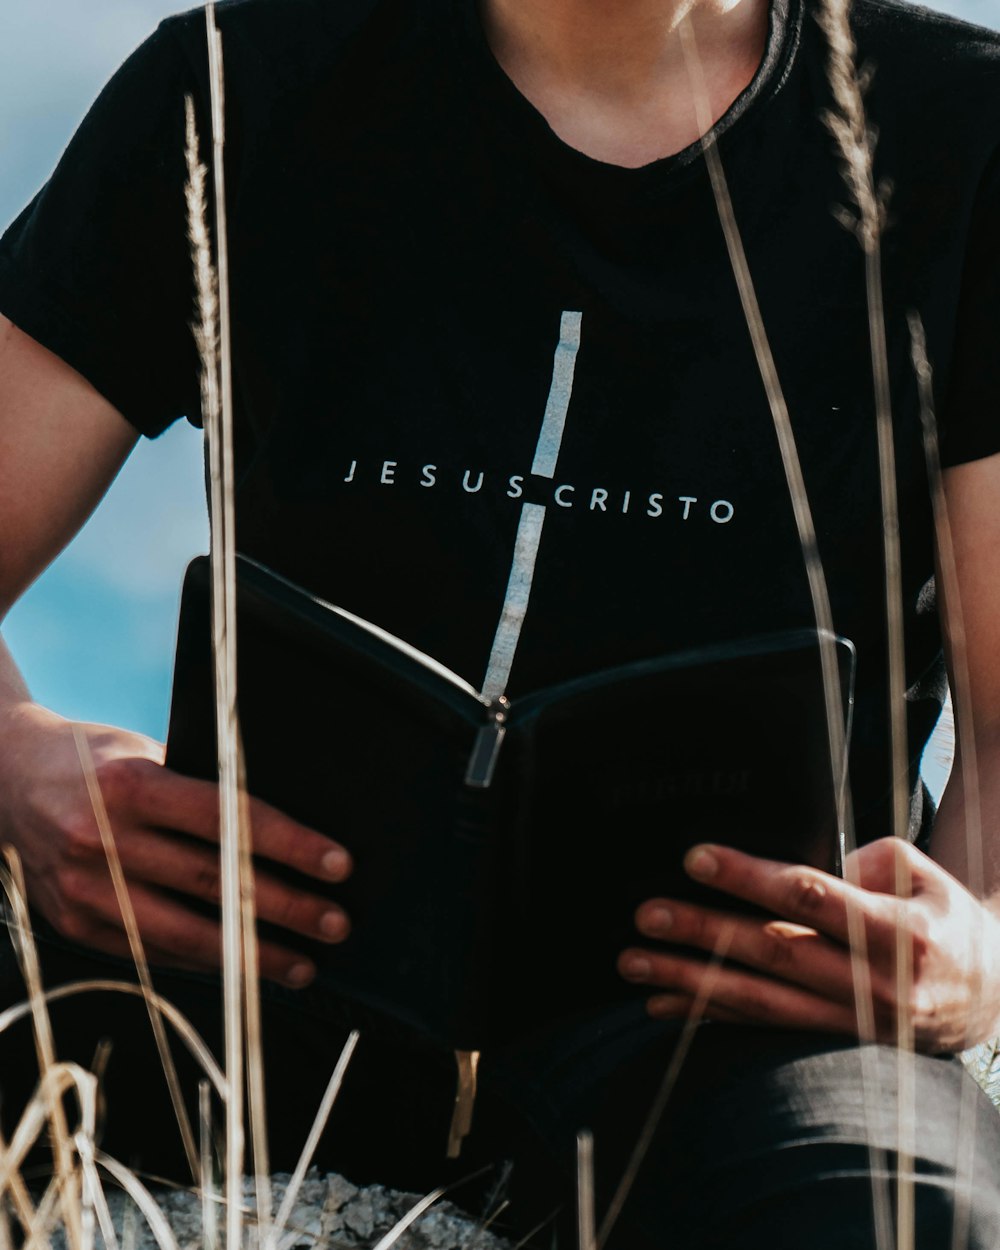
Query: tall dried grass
0 852 228 1250
71 727 199 1184
678 11 899 1248
189 6 262 1245
814 5 919 1244
596 925 735 1250
907 314 987 1250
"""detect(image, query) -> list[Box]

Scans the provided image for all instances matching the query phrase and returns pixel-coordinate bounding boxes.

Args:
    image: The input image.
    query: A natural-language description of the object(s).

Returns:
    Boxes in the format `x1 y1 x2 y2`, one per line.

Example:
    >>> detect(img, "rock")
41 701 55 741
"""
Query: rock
43 1169 512 1250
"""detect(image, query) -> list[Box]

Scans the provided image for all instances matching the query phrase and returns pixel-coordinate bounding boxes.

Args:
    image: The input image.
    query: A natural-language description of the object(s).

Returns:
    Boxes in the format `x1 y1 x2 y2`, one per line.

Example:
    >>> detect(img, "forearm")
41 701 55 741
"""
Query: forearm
926 726 1000 917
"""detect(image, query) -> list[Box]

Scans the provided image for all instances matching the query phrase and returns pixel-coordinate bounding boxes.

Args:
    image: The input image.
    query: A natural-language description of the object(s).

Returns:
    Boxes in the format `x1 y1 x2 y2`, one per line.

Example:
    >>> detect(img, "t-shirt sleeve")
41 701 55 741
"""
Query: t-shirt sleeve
0 19 203 439
939 144 1000 469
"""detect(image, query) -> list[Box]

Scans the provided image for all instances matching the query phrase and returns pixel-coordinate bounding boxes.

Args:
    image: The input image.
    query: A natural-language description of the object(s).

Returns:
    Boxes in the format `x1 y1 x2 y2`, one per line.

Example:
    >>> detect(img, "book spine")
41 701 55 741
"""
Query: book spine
464 696 512 788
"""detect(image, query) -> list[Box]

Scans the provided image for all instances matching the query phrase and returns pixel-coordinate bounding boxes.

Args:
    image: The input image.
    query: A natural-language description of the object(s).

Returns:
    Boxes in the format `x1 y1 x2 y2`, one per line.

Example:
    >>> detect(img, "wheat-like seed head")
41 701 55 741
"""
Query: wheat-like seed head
183 94 219 432
814 0 884 252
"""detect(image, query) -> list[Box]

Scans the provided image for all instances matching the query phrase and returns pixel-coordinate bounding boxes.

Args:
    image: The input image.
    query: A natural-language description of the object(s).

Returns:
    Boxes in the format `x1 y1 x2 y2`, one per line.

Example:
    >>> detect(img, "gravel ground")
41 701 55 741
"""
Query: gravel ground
46 1170 514 1250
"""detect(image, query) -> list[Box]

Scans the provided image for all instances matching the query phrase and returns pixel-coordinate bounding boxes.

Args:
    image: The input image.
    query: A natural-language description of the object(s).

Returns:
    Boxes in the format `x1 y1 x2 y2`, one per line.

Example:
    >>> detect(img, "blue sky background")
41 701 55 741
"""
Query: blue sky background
0 0 996 793
2 1 210 742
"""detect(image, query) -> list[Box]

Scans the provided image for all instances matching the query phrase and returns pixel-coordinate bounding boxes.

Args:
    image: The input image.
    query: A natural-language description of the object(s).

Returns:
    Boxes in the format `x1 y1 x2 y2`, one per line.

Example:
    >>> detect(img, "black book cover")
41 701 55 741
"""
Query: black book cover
166 554 855 1050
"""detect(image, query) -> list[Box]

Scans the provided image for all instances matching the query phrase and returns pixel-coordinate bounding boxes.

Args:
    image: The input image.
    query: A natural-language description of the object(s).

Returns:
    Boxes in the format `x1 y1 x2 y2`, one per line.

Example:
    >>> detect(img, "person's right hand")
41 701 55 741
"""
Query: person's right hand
0 701 353 989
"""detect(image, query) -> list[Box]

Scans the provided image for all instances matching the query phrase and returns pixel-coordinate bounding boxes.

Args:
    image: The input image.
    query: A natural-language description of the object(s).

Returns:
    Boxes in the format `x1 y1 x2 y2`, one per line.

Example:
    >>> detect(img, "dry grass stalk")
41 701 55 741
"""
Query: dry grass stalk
0 1118 43 1250
907 314 985 904
907 312 986 1250
0 1063 89 1194
0 876 231 1247
814 0 915 1241
71 727 199 1181
120 1186 138 1250
266 1031 359 1250
350 1165 495 1250
369 1188 448 1250
205 13 274 1234
94 1154 180 1250
0 852 84 1250
0 864 232 1250
185 73 246 1242
813 6 886 253
596 924 735 1249
200 1080 220 1250
675 19 895 1249
75 1110 119 1250
475 1196 512 1244
0 1185 11 1250
674 21 856 859
0 1030 158 1250
25 1183 63 1250
0 978 227 1100
510 1213 560 1250
237 771 273 1249
186 18 247 1242
188 0 271 1241
576 1130 595 1250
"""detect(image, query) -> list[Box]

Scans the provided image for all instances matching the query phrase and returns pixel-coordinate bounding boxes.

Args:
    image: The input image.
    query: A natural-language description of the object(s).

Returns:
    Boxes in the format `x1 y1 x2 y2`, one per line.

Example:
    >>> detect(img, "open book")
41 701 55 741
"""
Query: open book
166 555 855 1050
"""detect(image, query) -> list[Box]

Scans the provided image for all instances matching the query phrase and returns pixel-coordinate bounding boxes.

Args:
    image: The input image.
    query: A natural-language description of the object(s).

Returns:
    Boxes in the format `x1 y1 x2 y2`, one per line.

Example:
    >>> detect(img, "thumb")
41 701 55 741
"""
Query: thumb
844 836 941 898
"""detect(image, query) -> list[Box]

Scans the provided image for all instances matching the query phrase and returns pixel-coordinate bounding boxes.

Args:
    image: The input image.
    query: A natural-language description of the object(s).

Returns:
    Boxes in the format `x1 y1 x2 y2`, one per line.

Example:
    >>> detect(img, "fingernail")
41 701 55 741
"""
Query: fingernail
649 906 673 932
622 955 651 981
319 909 347 941
285 963 315 989
686 847 718 880
321 849 350 880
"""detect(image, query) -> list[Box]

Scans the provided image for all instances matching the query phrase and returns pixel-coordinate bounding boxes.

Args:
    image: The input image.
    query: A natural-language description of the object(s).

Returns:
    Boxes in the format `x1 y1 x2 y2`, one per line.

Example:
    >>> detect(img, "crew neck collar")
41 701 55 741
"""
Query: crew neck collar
452 0 803 199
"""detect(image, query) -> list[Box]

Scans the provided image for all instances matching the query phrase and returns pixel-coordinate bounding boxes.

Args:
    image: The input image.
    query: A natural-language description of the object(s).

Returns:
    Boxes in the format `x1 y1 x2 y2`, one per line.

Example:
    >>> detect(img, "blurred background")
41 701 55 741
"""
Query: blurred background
2 1 205 741
0 0 994 795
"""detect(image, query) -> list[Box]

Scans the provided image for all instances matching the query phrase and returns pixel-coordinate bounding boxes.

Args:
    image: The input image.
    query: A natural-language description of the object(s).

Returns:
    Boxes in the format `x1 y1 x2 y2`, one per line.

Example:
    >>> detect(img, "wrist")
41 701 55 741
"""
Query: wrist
0 701 68 843
0 699 67 761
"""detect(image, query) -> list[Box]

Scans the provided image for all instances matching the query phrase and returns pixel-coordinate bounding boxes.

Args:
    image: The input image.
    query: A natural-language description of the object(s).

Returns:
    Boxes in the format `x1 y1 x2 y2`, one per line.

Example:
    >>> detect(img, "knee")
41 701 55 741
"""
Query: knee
680 1146 1000 1250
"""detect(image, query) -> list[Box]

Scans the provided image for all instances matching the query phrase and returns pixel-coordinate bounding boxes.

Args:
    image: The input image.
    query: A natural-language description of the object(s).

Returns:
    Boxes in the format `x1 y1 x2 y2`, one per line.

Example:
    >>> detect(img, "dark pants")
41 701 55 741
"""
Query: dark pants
2 927 999 1249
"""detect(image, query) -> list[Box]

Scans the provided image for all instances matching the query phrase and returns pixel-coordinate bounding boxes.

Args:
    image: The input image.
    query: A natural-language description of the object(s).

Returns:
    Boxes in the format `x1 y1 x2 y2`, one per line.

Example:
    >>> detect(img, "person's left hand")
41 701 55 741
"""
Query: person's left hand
617 836 1000 1054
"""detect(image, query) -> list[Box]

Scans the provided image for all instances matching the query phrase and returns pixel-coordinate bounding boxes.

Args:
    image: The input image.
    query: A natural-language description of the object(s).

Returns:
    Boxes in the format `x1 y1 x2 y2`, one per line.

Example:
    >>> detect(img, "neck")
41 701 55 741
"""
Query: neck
481 0 766 101
479 0 771 166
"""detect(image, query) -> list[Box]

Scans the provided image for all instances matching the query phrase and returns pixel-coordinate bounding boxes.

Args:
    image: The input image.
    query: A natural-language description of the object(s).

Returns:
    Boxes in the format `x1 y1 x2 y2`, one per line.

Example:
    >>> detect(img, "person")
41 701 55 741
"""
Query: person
1 0 1000 1244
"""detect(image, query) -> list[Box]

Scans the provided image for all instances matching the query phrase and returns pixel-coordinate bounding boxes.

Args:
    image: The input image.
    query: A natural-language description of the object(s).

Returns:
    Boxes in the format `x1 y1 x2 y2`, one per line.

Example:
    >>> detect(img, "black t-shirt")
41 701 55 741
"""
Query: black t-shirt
2 0 1000 850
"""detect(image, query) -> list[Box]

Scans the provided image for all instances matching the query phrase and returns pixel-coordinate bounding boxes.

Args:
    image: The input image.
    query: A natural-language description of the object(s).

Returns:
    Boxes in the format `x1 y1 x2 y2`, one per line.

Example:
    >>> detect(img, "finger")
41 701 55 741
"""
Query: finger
632 900 866 1004
94 758 352 883
681 844 903 954
643 993 748 1025
70 878 318 989
76 920 208 977
107 828 350 945
83 920 300 987
626 949 865 1037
